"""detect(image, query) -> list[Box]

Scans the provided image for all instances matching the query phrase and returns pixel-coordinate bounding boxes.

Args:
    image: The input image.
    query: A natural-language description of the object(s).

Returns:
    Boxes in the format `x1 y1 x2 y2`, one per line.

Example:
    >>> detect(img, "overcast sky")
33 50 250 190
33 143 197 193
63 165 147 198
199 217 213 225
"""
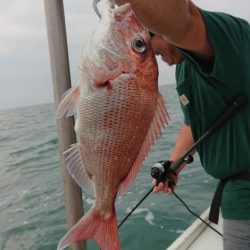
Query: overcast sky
1 0 250 110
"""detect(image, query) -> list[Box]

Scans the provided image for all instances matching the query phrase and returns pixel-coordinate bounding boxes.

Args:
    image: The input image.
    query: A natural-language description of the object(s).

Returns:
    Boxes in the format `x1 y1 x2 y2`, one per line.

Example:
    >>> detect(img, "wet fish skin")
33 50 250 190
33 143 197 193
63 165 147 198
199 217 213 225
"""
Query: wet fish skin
56 2 169 250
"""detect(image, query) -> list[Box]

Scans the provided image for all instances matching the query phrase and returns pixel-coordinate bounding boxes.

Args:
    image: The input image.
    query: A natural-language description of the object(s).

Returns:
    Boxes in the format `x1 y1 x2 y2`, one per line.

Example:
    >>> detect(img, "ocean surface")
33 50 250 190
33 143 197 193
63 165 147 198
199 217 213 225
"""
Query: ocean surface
0 84 217 250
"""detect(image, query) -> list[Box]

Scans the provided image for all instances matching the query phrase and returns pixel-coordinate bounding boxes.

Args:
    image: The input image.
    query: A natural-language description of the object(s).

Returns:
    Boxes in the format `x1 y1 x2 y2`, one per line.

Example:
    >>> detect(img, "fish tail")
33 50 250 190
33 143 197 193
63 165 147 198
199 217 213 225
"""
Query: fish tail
57 207 120 250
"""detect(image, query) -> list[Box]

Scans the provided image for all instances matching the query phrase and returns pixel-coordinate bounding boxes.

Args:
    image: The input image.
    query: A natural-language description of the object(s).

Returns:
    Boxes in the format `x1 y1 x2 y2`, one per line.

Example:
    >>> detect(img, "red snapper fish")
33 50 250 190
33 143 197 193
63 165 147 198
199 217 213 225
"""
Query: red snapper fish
56 2 169 250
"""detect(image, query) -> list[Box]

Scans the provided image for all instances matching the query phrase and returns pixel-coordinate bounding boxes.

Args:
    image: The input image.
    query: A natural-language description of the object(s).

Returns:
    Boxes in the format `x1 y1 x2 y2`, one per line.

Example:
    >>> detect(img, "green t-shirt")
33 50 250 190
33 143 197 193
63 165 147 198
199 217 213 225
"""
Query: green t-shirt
176 9 250 219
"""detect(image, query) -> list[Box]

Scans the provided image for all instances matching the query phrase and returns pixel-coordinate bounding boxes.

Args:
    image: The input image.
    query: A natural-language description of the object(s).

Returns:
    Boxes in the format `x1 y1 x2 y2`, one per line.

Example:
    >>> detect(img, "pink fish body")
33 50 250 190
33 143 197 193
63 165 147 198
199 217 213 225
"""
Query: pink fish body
56 2 169 250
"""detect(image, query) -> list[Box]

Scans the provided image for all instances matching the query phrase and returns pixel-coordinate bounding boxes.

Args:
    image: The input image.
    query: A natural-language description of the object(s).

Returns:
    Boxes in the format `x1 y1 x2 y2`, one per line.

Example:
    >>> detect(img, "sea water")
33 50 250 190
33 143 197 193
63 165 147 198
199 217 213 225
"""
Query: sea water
0 84 216 250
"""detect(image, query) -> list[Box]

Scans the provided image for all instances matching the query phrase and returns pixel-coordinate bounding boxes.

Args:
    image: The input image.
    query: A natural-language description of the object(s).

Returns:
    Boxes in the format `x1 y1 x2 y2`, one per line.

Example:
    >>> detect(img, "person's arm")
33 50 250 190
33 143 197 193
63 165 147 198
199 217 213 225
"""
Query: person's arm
153 123 196 194
115 0 213 63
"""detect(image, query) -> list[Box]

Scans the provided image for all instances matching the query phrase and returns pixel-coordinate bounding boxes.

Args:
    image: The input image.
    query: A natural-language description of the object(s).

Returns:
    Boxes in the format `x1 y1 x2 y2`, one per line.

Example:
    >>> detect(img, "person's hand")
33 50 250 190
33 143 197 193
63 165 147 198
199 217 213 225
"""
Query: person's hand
152 173 178 195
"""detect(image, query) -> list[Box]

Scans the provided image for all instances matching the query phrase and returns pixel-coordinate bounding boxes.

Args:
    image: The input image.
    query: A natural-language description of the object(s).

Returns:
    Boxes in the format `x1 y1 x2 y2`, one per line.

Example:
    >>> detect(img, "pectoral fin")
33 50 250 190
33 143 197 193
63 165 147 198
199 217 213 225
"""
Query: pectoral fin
55 85 79 119
95 63 123 87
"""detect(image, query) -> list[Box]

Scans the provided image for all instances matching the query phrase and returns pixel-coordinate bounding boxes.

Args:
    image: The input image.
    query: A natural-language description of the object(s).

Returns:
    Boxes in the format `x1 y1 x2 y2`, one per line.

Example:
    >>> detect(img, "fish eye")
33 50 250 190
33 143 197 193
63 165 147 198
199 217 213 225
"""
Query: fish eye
132 36 147 54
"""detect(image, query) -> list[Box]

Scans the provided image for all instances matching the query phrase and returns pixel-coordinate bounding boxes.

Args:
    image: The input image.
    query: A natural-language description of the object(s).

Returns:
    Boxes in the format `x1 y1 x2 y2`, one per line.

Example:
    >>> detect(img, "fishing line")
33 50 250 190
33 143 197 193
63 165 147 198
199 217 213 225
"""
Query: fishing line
118 187 154 228
118 185 222 237
172 190 223 237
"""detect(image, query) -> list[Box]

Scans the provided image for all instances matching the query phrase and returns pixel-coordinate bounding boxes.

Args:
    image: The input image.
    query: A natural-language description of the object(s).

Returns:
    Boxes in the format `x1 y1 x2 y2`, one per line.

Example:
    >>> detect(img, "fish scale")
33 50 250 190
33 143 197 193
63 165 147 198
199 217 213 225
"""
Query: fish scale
56 2 169 250
80 85 154 179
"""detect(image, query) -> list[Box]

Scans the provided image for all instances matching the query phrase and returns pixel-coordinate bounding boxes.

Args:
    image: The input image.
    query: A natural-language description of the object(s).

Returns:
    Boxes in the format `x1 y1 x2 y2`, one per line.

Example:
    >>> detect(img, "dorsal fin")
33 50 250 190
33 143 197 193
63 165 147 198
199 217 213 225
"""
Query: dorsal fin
118 94 169 194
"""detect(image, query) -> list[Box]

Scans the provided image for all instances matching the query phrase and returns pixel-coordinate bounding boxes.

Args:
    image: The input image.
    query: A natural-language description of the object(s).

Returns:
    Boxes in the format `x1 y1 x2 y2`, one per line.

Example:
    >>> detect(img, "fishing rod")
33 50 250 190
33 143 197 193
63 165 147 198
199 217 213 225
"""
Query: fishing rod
118 95 248 234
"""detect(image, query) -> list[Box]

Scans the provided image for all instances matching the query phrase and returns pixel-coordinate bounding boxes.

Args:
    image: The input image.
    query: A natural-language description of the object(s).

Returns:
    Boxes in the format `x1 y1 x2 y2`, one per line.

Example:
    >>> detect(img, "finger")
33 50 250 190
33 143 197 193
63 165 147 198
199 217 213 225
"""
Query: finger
152 179 157 186
154 183 166 192
167 186 173 194
153 186 159 193
163 186 173 195
153 185 163 193
157 182 165 191
152 180 165 190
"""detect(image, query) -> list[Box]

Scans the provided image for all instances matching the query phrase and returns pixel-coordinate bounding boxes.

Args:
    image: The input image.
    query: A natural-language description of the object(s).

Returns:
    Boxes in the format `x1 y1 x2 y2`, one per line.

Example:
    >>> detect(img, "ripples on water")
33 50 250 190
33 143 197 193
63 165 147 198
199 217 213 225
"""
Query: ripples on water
0 85 216 250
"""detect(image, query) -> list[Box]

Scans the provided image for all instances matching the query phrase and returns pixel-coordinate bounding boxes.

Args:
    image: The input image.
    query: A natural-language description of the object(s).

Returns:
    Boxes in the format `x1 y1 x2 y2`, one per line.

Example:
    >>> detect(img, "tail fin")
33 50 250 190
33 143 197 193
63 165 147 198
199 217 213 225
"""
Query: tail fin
57 207 120 250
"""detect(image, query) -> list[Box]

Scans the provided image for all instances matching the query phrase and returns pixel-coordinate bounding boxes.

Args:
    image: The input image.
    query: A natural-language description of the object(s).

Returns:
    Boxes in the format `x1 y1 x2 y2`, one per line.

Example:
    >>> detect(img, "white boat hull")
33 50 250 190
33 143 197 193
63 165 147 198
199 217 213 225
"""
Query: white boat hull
167 208 223 250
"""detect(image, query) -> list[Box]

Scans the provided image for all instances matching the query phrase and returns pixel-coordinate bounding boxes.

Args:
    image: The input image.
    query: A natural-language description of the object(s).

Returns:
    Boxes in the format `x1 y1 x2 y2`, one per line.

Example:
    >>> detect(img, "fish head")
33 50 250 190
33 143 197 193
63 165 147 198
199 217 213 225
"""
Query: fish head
81 2 158 88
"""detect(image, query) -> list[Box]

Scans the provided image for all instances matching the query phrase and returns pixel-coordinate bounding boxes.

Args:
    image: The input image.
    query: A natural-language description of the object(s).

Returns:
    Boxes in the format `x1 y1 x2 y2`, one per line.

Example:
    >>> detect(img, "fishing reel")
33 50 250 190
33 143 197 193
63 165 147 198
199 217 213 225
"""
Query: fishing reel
151 155 194 185
151 160 175 184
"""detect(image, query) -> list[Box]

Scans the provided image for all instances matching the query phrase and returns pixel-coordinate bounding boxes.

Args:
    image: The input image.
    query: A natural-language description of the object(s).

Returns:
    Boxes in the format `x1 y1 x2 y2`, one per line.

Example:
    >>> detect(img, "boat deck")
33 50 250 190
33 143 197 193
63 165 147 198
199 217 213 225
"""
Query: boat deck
167 208 223 250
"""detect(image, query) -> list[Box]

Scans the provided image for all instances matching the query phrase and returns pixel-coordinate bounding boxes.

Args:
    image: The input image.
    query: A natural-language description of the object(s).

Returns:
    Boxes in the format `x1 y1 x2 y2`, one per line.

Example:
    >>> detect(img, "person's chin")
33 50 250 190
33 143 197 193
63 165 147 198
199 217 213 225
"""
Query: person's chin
162 56 173 66
162 58 174 66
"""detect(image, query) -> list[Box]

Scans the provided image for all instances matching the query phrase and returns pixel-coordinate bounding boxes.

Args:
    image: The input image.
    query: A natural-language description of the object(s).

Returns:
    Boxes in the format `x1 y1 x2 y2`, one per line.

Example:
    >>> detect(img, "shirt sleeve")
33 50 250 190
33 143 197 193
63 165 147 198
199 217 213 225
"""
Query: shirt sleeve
178 9 250 83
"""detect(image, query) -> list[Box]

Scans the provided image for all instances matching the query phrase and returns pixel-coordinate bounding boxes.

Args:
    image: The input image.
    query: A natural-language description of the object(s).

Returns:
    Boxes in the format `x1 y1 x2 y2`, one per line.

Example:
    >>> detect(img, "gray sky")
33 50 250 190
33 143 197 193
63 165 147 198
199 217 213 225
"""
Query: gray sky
1 0 250 110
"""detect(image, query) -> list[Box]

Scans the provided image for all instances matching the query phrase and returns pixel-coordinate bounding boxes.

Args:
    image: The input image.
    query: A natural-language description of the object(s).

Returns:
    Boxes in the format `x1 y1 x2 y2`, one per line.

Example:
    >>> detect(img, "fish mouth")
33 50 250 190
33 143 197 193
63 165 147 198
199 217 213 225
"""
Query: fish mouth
106 0 131 12
114 3 133 23
105 1 133 22
114 3 132 15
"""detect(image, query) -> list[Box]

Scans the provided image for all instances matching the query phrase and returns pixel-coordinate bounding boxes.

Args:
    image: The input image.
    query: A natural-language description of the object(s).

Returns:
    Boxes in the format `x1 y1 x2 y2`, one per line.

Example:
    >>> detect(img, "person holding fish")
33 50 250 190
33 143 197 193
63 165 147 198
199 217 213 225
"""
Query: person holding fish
56 1 250 249
114 0 250 249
